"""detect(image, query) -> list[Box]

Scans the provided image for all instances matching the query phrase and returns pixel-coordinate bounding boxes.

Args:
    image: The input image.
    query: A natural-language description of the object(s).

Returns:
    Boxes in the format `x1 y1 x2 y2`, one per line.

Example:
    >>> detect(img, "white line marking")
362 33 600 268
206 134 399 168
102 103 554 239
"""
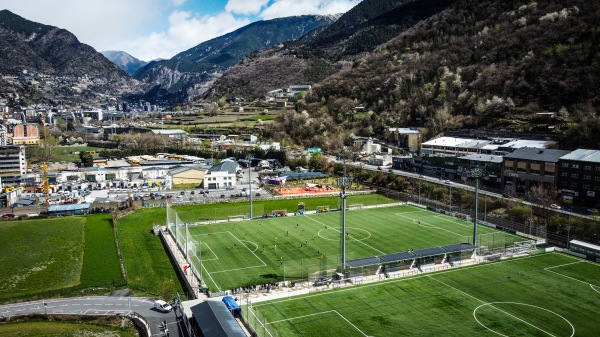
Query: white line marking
252 253 548 307
334 310 369 337
305 215 385 255
544 261 583 270
430 275 559 337
395 213 465 237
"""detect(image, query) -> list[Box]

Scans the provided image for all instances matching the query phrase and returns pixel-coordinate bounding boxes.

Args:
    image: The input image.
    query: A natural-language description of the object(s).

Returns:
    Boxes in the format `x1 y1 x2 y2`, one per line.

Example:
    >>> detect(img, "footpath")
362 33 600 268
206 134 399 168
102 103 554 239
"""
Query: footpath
159 227 208 302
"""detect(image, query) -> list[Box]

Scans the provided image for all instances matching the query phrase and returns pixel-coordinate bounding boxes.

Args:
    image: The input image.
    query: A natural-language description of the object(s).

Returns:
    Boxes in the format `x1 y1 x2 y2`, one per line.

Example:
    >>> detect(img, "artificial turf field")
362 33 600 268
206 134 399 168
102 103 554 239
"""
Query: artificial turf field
180 204 526 292
246 252 600 337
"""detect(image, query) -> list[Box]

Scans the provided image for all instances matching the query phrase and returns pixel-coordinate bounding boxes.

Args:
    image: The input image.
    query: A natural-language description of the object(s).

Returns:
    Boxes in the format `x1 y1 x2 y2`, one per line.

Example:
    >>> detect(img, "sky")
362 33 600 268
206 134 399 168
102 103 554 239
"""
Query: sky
0 0 361 61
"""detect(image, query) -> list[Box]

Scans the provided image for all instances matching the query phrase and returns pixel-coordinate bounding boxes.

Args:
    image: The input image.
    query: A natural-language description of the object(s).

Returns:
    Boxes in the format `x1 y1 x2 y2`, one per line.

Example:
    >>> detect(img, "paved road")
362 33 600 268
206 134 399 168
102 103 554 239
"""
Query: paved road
0 296 185 337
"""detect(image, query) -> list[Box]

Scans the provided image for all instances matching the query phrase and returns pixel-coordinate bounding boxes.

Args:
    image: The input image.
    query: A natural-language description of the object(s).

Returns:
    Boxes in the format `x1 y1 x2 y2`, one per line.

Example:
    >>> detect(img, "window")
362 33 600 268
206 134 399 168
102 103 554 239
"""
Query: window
571 182 578 187
562 163 569 168
595 177 600 181
571 173 578 178
561 172 568 177
584 175 591 180
584 165 592 170
583 184 590 189
572 164 579 169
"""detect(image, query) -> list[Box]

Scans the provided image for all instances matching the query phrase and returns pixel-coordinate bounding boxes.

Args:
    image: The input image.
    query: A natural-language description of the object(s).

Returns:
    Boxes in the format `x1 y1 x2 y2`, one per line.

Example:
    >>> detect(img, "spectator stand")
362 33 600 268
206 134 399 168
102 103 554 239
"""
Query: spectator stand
345 243 477 279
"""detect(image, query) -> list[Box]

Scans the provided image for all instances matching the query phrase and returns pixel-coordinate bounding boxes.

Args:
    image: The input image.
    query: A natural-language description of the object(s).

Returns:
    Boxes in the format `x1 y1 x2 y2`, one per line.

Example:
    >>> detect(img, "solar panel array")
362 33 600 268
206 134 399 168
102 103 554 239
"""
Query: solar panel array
346 256 382 268
412 247 446 258
346 243 477 268
380 252 415 263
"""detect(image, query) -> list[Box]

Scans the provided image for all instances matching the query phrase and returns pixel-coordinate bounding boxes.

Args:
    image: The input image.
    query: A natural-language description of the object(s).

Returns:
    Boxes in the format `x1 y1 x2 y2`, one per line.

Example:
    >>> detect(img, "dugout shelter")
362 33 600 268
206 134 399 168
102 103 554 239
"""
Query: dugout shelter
569 240 600 262
346 243 476 277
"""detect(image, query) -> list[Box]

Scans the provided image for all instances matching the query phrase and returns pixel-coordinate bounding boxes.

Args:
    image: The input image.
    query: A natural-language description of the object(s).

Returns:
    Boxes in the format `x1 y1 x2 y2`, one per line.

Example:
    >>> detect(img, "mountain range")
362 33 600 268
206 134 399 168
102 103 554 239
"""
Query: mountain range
131 14 339 103
1 0 599 150
207 0 456 100
101 50 148 76
0 9 140 105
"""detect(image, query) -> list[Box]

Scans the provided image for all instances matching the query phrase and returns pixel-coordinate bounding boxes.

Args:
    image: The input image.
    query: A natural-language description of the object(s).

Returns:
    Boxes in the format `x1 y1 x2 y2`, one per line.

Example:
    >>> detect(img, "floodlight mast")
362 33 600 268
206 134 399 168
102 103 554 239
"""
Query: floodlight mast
338 150 352 276
247 154 254 219
471 168 483 246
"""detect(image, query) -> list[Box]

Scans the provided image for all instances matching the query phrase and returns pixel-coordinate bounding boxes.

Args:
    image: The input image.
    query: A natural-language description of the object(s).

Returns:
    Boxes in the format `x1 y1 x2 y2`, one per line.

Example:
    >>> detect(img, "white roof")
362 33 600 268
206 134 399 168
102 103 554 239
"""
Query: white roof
422 136 489 147
151 129 187 135
570 240 600 251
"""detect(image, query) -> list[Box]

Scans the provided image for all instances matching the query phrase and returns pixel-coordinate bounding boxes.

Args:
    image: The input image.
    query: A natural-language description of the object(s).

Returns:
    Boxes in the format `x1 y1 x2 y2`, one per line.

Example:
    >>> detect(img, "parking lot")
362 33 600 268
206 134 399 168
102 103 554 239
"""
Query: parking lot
90 170 270 204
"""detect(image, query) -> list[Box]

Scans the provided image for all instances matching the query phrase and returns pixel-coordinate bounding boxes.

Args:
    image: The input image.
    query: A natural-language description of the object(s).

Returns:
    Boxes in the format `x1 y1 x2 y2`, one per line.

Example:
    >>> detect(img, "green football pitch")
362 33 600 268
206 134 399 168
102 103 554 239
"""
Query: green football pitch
246 252 600 337
178 205 526 292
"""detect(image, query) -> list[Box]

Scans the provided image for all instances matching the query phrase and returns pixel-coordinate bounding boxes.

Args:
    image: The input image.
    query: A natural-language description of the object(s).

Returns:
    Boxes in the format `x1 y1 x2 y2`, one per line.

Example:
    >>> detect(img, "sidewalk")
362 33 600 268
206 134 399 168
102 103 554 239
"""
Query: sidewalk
160 228 208 301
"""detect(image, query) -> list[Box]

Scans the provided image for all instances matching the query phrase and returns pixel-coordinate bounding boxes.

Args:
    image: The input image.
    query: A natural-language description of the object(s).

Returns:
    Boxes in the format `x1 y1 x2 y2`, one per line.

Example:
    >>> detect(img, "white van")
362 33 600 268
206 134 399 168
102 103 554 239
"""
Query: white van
153 300 172 312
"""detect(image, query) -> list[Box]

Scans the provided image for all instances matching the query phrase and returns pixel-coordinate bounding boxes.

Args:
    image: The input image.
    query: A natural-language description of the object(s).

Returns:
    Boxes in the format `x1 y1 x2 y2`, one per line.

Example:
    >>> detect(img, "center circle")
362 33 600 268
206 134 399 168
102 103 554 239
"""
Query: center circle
317 227 371 242
473 302 575 337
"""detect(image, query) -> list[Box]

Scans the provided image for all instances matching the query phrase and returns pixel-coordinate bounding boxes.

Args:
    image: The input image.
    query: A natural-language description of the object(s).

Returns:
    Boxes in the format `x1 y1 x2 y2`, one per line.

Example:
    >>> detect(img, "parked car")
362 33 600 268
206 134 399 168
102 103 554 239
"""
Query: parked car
180 191 185 195
314 276 332 286
153 300 172 313
550 204 561 209
190 190 195 195
444 180 452 184
1 214 15 219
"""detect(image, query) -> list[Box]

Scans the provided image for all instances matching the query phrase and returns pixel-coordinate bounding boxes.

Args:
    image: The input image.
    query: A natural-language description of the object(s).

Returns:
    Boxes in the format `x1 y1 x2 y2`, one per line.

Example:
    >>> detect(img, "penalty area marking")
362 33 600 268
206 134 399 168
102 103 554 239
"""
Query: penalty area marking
544 261 600 293
266 309 369 337
240 240 259 252
395 213 464 237
473 302 575 337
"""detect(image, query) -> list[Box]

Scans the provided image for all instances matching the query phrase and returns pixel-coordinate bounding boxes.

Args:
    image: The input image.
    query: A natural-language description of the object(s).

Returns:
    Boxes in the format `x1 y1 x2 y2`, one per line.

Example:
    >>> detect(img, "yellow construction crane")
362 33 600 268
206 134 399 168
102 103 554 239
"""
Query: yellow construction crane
41 114 50 203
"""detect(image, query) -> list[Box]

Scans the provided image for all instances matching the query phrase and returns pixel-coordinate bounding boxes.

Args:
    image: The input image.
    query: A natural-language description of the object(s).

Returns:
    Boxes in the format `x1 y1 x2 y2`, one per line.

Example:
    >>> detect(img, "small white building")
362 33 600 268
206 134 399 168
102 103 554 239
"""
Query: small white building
203 160 239 190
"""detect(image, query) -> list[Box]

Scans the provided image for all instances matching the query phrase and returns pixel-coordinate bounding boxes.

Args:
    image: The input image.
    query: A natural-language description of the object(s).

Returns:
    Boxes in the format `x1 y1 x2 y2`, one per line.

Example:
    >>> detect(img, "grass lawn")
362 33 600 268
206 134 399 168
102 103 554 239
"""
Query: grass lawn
80 214 125 288
172 193 395 222
116 208 185 300
0 215 125 302
0 320 139 337
248 252 600 337
180 205 524 292
0 218 86 301
116 194 394 298
52 145 102 163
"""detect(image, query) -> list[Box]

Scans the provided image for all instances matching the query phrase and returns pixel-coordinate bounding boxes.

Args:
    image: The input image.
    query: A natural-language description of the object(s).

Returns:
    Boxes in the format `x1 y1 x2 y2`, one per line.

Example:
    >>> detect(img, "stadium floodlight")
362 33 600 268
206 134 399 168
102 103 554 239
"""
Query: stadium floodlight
338 149 352 276
246 154 254 219
471 168 484 246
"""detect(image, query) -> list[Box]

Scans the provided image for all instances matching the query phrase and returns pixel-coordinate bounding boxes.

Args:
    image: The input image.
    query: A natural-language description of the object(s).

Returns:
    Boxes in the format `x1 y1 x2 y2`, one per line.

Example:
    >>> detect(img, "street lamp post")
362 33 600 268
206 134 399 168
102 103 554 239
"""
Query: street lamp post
246 154 254 219
338 150 351 277
471 168 483 246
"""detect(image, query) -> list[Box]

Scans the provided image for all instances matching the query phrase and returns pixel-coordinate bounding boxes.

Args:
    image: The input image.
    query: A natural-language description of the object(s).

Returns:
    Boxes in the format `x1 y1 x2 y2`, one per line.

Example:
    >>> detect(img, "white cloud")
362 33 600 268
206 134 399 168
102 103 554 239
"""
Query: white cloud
225 0 270 15
0 0 359 62
260 0 361 19
0 0 164 54
120 11 251 61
